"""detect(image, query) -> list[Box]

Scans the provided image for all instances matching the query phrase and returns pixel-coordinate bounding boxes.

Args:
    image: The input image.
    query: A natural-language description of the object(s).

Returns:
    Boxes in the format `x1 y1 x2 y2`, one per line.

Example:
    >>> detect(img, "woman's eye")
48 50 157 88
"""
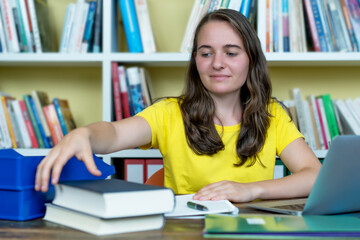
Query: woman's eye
227 52 238 57
201 52 211 57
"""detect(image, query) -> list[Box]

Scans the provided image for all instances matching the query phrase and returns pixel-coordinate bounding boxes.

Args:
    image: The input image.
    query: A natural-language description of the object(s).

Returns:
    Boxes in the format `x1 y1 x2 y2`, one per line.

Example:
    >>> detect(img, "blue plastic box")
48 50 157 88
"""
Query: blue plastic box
0 149 115 221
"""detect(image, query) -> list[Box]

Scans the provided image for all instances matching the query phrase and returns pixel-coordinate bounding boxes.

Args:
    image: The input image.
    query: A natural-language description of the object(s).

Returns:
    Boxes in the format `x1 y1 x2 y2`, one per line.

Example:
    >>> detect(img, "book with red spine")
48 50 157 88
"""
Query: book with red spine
112 62 123 121
19 99 39 148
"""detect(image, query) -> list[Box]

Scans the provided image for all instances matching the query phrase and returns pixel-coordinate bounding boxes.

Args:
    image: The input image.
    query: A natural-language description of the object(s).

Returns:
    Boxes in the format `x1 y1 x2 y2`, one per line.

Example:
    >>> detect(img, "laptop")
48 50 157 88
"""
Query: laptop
245 135 360 216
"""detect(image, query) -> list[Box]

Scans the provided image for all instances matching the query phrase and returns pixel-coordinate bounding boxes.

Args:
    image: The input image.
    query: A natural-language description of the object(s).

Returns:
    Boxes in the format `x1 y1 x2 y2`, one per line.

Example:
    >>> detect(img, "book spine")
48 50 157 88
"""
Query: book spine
112 62 123 121
282 0 290 52
11 100 32 148
92 0 102 52
0 96 12 148
317 98 332 148
28 96 50 148
81 0 96 53
339 0 358 51
0 8 8 52
311 0 329 51
73 1 89 53
134 0 156 53
53 98 68 135
59 3 76 53
68 0 85 53
272 0 279 52
118 0 143 52
126 67 145 115
26 0 41 52
240 0 251 18
335 99 360 135
18 0 34 52
23 95 45 148
304 0 321 51
1 96 17 148
7 100 23 147
13 0 28 52
321 94 340 140
43 104 63 145
19 99 38 148
316 0 335 51
118 65 132 118
344 0 360 50
1 0 20 52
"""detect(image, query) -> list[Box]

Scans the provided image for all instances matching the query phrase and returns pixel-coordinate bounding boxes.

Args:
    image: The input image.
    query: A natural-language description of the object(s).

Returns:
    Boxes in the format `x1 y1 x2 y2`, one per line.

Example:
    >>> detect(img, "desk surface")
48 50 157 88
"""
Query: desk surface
0 203 265 240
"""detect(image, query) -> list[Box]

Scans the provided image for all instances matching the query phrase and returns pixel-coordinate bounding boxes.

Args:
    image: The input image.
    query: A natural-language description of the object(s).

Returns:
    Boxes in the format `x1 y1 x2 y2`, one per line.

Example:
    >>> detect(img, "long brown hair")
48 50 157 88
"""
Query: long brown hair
179 9 272 167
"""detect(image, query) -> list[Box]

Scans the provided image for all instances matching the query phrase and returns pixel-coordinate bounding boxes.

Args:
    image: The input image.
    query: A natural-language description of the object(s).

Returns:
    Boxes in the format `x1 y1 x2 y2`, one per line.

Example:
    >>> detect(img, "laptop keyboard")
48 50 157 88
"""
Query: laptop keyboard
272 203 305 211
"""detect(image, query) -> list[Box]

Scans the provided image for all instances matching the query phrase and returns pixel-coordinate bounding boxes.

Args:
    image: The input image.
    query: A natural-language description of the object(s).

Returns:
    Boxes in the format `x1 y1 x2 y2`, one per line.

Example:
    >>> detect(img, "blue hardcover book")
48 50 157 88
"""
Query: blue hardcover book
53 98 68 135
282 0 290 52
118 0 143 52
28 96 50 148
316 0 335 51
311 0 328 51
92 0 102 52
0 148 115 221
240 0 251 18
81 0 97 53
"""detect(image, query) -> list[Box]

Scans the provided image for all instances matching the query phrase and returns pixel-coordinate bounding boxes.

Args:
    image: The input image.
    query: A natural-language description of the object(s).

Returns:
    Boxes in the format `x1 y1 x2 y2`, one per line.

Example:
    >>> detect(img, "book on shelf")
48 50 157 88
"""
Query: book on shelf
340 0 359 51
203 214 360 238
52 98 76 134
26 0 42 52
118 65 132 118
134 0 156 53
42 104 64 145
335 99 360 135
112 62 123 121
240 0 252 18
304 0 321 52
316 97 332 148
81 0 97 53
139 67 152 107
23 94 45 148
18 99 39 148
0 0 20 52
31 90 53 147
92 0 102 52
10 100 32 148
18 0 35 52
126 66 146 115
320 94 340 140
1 96 18 148
344 0 360 51
118 0 143 53
34 0 56 52
51 179 175 218
0 93 12 148
0 12 7 53
44 203 165 236
68 0 89 53
59 3 76 53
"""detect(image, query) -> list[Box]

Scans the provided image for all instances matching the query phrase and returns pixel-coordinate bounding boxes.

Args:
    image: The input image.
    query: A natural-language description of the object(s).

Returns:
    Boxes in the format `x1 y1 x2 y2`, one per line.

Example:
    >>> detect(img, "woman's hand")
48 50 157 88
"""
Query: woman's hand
34 127 101 193
192 180 261 203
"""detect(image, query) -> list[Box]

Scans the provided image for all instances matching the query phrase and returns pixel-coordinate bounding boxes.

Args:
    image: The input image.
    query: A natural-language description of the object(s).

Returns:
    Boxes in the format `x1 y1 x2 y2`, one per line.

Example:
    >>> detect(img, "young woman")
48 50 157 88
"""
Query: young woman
35 9 321 202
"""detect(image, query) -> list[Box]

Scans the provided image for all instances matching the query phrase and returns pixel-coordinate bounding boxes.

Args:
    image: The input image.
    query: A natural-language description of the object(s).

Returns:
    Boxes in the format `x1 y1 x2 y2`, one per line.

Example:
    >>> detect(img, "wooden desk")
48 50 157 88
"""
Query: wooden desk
0 203 264 240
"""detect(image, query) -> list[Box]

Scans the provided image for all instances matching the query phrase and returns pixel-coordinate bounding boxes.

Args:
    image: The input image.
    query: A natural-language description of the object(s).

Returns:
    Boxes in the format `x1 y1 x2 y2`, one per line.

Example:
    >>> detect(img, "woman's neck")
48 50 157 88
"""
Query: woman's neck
212 94 242 126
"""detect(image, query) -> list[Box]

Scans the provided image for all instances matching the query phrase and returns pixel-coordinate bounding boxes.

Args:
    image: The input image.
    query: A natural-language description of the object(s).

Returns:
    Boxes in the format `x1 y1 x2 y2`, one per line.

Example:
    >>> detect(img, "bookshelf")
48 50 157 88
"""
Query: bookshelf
0 0 359 167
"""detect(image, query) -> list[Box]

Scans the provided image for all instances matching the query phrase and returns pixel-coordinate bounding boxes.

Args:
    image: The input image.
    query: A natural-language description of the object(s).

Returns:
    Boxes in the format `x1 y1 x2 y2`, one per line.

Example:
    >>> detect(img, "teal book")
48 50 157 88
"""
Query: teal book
321 94 340 140
204 214 360 238
23 95 45 148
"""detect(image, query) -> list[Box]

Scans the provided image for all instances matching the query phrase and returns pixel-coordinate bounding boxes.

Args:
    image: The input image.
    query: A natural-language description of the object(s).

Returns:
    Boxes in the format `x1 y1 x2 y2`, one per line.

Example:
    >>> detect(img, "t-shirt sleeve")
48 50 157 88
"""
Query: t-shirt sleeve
274 102 304 156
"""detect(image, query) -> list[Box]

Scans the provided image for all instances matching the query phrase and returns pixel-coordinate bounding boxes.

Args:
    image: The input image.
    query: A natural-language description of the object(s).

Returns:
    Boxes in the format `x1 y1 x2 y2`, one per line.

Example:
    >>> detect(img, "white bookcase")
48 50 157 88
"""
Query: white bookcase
0 0 359 166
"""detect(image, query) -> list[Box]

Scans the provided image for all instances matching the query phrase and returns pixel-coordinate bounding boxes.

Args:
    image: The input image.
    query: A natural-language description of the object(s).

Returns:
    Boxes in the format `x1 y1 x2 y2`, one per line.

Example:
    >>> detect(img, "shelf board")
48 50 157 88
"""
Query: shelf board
100 149 162 158
110 52 191 67
0 53 103 67
266 52 360 66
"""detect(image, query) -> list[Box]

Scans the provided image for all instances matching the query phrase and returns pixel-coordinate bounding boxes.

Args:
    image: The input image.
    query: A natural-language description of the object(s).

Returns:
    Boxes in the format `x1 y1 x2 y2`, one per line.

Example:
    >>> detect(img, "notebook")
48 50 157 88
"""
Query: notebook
245 135 360 216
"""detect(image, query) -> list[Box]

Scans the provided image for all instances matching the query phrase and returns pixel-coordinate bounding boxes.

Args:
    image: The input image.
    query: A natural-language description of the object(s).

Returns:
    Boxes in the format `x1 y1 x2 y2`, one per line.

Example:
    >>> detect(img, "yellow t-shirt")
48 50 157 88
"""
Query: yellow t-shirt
137 98 303 194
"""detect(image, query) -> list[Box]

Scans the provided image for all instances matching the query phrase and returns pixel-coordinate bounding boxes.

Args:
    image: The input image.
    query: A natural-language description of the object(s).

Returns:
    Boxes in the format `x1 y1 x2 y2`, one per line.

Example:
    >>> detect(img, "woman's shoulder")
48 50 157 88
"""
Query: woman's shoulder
269 98 286 113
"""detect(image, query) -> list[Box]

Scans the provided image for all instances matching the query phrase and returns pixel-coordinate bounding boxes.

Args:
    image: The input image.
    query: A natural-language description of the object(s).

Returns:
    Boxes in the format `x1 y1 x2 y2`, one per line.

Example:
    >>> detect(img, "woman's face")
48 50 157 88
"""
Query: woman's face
195 20 249 98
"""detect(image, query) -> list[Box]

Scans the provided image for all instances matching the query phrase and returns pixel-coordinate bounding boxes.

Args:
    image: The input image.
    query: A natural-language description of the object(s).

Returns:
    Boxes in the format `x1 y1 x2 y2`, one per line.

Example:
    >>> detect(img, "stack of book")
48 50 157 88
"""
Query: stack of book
59 0 103 53
264 0 360 53
283 88 360 151
0 90 76 149
112 62 152 121
180 0 257 53
0 0 57 53
118 0 156 53
44 179 175 236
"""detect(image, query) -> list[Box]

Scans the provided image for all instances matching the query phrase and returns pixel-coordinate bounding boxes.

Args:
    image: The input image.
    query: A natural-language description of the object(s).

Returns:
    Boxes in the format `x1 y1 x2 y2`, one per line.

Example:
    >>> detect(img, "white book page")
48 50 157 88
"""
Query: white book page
165 194 238 219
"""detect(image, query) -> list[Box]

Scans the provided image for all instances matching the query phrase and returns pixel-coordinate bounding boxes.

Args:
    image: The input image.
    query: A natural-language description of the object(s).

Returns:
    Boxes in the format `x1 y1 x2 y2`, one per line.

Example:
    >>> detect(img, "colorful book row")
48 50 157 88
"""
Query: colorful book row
0 91 76 149
112 63 152 121
266 0 360 53
0 0 56 53
59 0 102 53
284 88 360 151
180 0 257 53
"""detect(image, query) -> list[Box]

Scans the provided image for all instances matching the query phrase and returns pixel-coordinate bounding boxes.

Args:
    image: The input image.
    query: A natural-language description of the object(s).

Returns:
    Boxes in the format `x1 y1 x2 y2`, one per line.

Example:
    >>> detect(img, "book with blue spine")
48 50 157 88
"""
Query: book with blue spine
59 3 76 53
23 94 45 148
28 96 50 148
81 0 97 53
316 0 335 51
311 0 328 51
282 0 290 52
240 0 251 18
118 0 143 53
92 0 102 52
53 98 68 135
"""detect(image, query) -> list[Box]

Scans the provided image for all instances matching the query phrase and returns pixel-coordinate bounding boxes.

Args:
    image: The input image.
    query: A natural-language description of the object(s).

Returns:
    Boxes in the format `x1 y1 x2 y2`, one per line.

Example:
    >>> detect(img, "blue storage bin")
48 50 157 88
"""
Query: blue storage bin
0 149 115 221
